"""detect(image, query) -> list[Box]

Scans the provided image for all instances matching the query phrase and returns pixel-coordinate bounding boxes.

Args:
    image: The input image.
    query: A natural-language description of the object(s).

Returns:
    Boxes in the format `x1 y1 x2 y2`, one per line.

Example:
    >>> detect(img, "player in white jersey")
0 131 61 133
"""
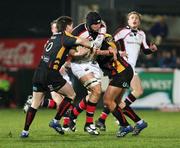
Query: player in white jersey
114 11 157 106
68 12 108 135
96 11 157 135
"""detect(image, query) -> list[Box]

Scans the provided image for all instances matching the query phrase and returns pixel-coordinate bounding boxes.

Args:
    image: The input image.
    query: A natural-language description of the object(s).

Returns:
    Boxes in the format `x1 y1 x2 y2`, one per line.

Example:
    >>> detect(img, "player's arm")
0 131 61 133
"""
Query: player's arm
141 31 158 54
75 37 94 49
69 46 91 58
95 41 117 60
59 56 71 75
64 32 94 50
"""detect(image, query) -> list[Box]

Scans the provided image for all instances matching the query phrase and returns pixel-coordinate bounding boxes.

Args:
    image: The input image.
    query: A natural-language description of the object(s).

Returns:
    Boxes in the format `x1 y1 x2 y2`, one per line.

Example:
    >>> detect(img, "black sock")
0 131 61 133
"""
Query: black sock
64 104 73 117
55 97 72 120
98 106 110 124
123 106 141 122
24 107 37 131
124 93 136 106
41 99 56 109
112 105 129 126
41 99 49 107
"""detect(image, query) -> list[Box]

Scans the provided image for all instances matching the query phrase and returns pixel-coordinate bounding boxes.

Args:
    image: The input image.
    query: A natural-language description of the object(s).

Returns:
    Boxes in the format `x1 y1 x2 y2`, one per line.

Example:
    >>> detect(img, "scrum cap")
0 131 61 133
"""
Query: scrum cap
86 12 101 26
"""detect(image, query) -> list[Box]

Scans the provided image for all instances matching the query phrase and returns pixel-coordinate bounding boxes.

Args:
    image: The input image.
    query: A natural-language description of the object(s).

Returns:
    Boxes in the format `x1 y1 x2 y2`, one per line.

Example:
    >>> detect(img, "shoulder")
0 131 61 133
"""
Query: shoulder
138 29 146 37
64 32 76 38
114 26 130 36
72 23 86 36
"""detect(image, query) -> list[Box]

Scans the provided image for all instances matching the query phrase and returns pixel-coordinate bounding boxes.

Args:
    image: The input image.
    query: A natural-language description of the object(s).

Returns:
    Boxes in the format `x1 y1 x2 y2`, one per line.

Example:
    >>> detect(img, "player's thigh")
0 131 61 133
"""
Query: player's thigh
57 82 76 100
130 74 143 92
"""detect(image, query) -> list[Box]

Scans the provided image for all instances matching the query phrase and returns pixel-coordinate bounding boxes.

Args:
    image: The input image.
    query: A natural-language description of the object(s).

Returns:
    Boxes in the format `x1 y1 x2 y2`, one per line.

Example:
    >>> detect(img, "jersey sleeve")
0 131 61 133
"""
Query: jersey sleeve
114 29 124 51
71 29 79 36
141 31 150 49
63 34 77 48
140 31 154 54
71 23 84 36
114 29 124 42
101 40 110 50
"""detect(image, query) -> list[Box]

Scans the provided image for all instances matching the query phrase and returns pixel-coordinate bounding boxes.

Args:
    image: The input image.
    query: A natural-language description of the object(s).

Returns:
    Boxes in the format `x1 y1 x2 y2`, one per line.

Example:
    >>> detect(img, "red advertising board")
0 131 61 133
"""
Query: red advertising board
0 38 48 69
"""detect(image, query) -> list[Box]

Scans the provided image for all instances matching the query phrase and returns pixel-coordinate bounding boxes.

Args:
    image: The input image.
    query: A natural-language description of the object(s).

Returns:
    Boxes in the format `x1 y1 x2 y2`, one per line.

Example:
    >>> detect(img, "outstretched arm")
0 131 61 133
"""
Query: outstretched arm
75 37 94 49
69 46 91 58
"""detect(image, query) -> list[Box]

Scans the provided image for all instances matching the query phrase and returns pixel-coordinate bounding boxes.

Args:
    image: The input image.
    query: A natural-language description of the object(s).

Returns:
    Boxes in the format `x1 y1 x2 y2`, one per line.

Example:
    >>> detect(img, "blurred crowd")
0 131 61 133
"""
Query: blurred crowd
137 48 180 69
136 15 180 69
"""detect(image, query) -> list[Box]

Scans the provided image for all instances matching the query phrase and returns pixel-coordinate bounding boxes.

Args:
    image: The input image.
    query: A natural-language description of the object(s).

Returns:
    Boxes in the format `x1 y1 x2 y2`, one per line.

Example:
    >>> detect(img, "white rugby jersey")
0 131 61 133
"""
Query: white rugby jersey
114 26 150 69
74 23 106 43
72 23 106 62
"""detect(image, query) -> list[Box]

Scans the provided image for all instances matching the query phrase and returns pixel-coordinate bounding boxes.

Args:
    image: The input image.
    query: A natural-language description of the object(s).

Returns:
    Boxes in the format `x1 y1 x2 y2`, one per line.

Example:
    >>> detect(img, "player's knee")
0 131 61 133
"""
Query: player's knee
104 98 113 111
93 86 102 97
31 95 43 109
104 100 110 108
90 85 101 98
67 92 76 101
72 92 76 100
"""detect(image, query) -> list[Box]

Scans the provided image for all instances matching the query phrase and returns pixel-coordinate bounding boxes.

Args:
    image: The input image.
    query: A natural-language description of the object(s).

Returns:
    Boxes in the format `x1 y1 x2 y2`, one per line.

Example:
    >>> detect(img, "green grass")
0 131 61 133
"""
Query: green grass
0 109 180 148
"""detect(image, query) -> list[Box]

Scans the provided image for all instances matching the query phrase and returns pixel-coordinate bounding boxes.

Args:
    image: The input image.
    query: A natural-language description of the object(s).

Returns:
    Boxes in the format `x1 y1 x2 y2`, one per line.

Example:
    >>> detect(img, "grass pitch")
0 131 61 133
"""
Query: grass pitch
0 109 180 148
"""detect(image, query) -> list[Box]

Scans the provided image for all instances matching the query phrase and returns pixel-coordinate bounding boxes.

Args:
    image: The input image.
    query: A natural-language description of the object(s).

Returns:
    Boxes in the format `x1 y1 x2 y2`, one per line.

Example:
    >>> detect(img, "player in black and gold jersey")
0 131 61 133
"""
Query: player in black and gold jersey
95 34 136 137
20 16 94 138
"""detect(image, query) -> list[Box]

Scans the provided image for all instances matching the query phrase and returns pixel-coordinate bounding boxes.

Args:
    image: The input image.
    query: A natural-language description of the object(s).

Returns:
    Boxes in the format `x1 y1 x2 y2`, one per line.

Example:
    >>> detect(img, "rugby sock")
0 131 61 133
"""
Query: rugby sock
63 104 73 126
63 117 70 127
41 99 48 107
98 106 110 124
124 93 136 106
55 97 72 120
86 100 97 125
41 99 56 109
24 107 37 131
73 98 87 118
48 99 56 108
112 105 129 126
123 106 141 122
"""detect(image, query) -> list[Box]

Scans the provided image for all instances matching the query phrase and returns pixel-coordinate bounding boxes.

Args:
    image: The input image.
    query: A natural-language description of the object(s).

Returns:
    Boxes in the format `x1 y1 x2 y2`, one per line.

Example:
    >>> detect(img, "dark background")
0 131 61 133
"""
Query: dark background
1 0 180 38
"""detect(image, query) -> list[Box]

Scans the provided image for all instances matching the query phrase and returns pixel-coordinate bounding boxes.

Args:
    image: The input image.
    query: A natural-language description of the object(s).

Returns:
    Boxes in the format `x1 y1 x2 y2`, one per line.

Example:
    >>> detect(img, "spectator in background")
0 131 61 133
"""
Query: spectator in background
158 50 176 68
149 16 168 45
176 57 180 69
137 54 158 68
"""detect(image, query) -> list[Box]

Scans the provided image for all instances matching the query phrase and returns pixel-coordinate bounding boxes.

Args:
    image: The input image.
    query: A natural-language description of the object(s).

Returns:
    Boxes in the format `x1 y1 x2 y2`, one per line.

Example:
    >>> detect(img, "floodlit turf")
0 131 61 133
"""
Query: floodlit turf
0 109 180 148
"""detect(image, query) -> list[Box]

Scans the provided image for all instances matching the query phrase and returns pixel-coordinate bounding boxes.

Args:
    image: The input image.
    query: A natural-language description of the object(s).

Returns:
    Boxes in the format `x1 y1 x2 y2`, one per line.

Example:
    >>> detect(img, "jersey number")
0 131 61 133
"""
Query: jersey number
45 42 53 52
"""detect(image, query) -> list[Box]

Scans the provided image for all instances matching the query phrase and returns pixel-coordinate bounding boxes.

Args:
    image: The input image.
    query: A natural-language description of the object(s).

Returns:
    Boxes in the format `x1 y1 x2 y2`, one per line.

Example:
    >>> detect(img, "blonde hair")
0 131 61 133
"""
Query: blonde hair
127 11 142 20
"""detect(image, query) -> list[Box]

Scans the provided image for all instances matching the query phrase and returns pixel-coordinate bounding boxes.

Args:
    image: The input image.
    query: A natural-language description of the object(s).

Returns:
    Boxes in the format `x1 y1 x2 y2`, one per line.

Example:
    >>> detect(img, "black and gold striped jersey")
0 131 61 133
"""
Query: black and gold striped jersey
41 32 77 71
